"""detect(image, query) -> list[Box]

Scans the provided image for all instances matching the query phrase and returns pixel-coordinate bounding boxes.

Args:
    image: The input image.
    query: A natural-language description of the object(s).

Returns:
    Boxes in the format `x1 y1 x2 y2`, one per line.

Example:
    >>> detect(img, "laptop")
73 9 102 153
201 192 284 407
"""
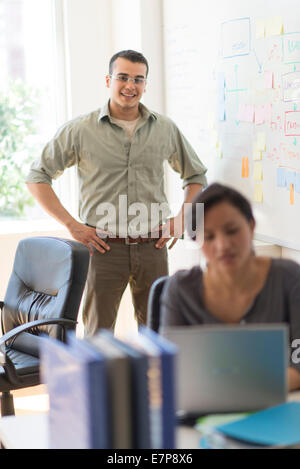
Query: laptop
162 324 288 417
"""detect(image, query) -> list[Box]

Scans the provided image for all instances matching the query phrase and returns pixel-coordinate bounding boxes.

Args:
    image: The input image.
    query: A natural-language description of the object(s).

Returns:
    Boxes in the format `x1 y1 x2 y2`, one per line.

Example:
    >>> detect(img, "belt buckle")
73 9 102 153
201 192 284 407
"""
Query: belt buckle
125 237 138 245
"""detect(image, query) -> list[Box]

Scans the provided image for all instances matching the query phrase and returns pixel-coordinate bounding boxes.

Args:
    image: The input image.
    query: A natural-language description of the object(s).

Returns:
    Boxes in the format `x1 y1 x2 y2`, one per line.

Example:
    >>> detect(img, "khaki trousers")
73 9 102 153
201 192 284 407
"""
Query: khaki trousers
82 241 169 335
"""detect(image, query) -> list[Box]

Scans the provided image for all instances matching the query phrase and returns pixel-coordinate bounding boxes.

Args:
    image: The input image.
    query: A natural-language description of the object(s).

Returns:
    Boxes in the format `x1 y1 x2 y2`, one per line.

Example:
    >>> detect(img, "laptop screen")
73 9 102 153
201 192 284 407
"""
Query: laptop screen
163 324 288 415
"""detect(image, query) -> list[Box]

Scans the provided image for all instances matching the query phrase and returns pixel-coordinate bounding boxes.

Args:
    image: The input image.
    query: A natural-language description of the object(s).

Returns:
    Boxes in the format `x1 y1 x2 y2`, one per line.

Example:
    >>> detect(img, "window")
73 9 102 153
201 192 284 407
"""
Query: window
0 0 67 223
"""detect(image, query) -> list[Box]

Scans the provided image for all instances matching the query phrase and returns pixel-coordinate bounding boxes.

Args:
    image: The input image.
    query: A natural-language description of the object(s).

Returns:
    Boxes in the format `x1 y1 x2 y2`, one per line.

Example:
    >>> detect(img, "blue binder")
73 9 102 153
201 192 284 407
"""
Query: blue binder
40 334 109 449
98 330 151 449
138 326 178 449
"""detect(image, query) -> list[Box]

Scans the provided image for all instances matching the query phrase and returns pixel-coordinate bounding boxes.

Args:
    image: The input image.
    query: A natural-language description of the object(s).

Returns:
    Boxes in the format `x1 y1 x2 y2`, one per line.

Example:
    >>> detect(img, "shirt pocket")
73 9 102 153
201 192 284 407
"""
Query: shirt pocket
135 160 166 203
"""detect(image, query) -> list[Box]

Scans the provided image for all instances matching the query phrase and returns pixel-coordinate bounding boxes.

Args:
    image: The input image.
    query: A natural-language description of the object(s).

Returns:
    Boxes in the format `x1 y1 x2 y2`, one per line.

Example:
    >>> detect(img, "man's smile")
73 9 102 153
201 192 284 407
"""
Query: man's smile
121 92 137 97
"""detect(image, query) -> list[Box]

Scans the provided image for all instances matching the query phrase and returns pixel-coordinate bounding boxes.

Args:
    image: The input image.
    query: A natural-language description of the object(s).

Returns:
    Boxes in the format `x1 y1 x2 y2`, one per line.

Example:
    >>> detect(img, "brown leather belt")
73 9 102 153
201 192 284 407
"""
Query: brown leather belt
105 236 158 245
86 225 162 245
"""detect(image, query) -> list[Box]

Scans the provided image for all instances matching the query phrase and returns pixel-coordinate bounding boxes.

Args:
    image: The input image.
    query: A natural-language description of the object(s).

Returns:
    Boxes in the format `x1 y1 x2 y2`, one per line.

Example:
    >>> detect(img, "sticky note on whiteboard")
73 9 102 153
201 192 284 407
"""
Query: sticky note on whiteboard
256 19 265 39
216 148 223 158
290 184 295 205
295 172 300 193
265 16 283 37
277 167 287 187
255 105 265 125
254 183 263 202
218 72 226 121
286 170 296 186
253 149 262 161
254 162 263 180
239 104 254 122
257 132 266 151
242 157 249 178
264 71 273 89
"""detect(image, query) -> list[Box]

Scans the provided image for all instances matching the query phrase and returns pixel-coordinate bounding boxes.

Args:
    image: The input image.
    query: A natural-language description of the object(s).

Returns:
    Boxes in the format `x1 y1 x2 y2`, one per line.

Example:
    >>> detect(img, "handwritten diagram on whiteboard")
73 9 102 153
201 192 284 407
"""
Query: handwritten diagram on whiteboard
163 0 300 249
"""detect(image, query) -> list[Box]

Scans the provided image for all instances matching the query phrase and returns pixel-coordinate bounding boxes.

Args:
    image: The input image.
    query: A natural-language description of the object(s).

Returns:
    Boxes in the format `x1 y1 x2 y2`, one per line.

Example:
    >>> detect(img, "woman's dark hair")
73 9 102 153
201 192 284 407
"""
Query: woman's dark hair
187 183 255 241
109 50 149 77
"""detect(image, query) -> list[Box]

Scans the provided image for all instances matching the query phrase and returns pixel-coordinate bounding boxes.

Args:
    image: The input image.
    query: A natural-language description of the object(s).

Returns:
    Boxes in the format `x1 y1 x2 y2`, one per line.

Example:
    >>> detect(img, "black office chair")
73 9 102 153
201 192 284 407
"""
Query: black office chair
0 236 89 417
146 276 169 332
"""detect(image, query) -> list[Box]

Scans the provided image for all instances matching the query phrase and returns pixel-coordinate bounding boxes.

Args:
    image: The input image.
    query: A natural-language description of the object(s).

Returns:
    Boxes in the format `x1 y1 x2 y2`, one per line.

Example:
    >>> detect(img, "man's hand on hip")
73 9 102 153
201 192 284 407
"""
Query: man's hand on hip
68 221 110 256
153 215 183 250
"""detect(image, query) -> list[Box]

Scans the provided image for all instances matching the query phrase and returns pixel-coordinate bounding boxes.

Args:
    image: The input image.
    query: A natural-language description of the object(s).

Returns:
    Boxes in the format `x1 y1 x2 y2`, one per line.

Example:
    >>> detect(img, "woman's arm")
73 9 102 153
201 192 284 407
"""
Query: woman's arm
288 366 300 391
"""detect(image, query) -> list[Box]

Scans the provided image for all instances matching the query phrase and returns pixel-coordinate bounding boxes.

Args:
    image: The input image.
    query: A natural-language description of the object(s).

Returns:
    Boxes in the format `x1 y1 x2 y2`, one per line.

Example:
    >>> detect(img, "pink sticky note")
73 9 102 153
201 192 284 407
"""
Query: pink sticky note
238 104 255 123
263 103 272 121
264 71 273 89
255 105 265 124
238 103 246 121
245 104 255 122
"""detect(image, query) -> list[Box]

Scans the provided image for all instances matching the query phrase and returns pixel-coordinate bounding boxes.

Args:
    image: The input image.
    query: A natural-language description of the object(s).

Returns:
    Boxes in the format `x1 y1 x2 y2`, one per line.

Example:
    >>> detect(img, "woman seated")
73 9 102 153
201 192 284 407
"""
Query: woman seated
160 183 300 391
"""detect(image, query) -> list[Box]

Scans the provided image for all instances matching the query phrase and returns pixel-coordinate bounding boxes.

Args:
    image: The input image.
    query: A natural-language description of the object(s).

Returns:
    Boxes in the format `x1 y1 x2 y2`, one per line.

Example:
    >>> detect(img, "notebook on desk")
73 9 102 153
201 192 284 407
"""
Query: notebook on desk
162 324 288 417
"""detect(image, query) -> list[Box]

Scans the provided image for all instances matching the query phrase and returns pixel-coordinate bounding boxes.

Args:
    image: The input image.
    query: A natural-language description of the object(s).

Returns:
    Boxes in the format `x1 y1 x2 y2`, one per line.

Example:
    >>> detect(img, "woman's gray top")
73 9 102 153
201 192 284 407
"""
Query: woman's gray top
160 258 300 371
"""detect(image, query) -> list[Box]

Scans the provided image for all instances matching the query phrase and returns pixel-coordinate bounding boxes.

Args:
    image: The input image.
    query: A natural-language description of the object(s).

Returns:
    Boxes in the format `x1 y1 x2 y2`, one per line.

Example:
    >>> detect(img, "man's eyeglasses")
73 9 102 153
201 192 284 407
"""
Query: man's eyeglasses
109 74 147 86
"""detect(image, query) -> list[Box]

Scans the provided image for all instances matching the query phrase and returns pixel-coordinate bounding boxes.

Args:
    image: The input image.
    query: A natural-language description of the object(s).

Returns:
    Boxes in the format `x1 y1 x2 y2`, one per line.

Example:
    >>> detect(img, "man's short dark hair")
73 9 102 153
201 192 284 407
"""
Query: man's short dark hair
109 50 149 77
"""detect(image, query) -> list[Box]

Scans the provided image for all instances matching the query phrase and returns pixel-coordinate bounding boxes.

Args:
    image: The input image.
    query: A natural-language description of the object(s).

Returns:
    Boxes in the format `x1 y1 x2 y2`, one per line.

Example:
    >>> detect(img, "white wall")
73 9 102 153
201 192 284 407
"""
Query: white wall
63 0 113 118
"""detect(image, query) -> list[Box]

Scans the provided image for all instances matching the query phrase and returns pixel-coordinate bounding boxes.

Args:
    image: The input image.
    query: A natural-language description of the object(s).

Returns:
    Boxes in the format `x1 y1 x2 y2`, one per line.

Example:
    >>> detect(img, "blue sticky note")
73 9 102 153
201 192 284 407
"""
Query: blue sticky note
218 72 226 92
286 170 296 186
295 172 300 193
217 402 300 447
218 100 226 121
218 72 226 121
277 168 286 188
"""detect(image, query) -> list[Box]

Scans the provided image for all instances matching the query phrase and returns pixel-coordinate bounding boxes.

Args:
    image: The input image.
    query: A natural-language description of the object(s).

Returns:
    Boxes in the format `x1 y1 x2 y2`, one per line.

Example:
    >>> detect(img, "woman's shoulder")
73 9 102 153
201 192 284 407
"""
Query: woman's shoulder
271 257 300 274
270 257 300 284
165 265 203 291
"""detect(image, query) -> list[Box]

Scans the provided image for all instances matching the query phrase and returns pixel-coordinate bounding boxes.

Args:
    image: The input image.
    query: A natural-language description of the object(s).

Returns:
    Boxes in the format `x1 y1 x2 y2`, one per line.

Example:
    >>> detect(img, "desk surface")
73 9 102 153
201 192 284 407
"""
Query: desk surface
1 391 300 449
0 413 200 449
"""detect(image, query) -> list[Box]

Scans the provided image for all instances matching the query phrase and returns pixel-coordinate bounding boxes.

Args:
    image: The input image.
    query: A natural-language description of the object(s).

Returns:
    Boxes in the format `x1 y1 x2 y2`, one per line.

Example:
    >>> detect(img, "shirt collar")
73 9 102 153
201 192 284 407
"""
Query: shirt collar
98 100 157 123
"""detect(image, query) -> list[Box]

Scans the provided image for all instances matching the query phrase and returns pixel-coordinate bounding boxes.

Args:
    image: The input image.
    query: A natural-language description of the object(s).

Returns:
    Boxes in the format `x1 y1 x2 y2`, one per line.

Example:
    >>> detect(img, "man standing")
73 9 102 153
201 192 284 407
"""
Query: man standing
26 50 207 335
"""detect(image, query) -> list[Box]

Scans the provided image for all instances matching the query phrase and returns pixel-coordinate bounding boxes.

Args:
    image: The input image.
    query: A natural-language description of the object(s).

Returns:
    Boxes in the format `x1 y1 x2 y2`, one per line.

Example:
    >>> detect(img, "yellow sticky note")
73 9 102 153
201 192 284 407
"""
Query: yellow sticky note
254 183 263 203
216 147 223 159
290 183 295 205
256 18 265 39
253 142 262 161
211 130 218 146
257 132 266 151
254 161 263 180
265 16 283 37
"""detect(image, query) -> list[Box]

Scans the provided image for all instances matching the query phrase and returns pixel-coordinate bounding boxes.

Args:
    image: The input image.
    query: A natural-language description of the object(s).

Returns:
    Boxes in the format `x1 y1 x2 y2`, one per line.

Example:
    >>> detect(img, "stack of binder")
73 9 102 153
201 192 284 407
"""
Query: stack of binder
40 327 177 449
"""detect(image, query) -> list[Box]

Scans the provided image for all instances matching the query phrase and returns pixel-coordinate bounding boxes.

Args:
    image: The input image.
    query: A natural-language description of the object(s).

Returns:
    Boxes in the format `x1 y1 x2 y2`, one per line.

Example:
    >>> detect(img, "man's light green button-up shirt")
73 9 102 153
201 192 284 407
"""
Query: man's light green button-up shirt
26 101 207 236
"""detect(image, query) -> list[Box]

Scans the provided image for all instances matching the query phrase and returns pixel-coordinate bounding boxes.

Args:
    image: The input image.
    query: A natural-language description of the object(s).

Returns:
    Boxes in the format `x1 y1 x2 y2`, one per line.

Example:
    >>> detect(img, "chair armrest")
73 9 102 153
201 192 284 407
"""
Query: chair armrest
0 318 76 347
0 349 5 366
0 318 77 386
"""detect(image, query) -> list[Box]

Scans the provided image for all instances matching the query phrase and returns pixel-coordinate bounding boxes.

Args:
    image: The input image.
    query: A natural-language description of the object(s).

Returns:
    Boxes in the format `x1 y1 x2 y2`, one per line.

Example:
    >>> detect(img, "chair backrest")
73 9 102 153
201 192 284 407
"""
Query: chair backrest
2 237 89 356
146 276 168 332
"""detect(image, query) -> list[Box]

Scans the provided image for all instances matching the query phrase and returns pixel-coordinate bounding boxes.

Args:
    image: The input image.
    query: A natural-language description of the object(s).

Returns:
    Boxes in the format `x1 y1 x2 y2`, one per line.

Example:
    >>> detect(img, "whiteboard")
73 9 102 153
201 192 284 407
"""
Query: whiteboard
163 0 300 249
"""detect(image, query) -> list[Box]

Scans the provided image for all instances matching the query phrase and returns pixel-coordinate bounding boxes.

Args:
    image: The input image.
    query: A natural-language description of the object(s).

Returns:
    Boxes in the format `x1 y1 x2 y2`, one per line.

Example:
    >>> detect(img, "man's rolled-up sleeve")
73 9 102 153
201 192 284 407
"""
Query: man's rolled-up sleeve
26 124 77 185
168 124 208 189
